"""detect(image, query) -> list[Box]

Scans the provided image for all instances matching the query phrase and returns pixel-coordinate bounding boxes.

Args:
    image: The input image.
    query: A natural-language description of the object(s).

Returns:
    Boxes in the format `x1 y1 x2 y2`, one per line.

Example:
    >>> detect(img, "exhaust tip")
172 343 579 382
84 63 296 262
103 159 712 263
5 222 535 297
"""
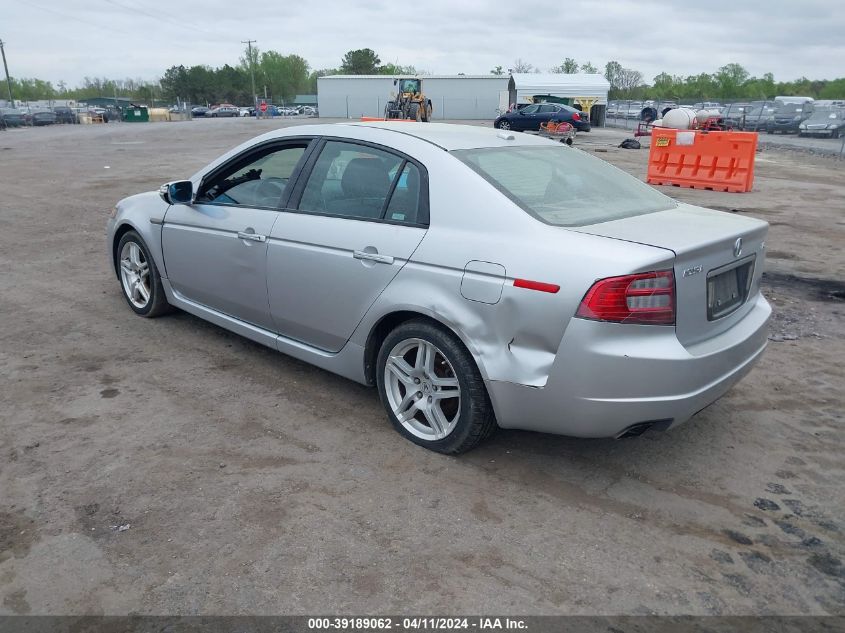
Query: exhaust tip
616 419 673 439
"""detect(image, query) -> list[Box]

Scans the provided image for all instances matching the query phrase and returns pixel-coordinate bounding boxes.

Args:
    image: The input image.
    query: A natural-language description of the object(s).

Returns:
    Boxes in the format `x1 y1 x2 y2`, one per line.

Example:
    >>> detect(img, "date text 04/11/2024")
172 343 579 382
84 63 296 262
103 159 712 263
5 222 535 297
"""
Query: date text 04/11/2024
307 617 528 630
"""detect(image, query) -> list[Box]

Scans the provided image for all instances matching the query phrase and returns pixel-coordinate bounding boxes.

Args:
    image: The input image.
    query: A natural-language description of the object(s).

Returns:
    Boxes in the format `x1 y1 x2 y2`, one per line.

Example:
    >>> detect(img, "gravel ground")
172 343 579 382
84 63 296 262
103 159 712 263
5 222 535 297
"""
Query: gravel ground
1 119 843 616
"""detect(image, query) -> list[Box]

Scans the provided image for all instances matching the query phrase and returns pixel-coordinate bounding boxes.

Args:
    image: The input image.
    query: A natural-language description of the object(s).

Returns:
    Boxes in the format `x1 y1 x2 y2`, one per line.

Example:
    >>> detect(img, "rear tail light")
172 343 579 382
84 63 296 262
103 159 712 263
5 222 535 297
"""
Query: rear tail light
572 112 581 121
576 270 675 325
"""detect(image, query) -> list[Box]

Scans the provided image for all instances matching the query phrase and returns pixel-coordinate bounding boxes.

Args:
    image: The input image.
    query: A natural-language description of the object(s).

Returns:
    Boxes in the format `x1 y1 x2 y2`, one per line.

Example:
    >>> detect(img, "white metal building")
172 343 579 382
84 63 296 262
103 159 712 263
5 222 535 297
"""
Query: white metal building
508 73 611 125
317 75 509 120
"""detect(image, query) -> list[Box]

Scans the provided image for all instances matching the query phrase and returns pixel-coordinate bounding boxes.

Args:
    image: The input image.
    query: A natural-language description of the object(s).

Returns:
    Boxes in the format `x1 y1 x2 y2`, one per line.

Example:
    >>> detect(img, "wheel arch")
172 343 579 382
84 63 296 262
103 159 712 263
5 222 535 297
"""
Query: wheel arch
110 218 167 282
362 309 486 387
111 222 141 278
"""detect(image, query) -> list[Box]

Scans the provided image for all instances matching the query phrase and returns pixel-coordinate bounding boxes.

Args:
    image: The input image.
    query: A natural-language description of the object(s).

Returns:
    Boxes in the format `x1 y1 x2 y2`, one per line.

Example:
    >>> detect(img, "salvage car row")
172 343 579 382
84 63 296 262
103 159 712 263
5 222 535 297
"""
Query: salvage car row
189 104 317 118
608 99 845 137
0 105 120 128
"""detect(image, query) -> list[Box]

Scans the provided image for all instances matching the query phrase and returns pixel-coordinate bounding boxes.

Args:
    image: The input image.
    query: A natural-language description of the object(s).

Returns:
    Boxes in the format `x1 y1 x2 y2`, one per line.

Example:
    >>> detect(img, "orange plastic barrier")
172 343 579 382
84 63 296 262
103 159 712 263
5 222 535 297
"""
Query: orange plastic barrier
647 128 757 193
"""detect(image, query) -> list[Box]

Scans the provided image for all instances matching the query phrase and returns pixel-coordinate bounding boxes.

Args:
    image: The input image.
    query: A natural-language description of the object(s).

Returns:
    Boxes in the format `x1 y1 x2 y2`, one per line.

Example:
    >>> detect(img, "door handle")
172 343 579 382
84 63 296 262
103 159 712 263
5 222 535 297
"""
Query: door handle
237 231 266 242
353 250 394 265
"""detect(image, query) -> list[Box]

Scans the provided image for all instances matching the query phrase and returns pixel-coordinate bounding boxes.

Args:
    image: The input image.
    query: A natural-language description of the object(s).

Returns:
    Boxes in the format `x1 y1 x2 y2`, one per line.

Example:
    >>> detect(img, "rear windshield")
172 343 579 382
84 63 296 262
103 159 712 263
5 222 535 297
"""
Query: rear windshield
774 103 805 114
452 145 675 227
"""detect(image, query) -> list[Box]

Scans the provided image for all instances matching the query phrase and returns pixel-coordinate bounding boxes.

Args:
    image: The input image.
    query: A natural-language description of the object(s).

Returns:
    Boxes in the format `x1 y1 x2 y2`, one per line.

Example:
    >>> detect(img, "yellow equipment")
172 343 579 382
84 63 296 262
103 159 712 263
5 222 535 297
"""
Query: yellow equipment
384 78 433 122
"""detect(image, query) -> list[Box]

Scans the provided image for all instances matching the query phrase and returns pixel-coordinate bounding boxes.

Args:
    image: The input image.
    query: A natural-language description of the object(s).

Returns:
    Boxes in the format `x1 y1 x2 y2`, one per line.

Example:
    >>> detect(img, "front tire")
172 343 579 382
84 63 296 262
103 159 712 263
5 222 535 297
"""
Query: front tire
116 231 170 317
496 120 511 130
376 320 496 454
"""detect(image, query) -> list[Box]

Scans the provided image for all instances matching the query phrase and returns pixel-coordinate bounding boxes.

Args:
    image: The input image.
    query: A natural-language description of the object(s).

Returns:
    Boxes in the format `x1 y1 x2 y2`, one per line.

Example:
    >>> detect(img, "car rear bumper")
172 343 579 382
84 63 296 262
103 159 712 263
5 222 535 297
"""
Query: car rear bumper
486 293 771 438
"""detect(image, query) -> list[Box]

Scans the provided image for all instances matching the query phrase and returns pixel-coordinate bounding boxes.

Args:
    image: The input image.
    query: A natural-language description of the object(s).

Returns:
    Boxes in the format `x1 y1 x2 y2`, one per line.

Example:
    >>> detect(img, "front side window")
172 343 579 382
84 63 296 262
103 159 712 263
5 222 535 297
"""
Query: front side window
520 104 540 114
298 141 405 220
196 142 309 208
453 146 676 227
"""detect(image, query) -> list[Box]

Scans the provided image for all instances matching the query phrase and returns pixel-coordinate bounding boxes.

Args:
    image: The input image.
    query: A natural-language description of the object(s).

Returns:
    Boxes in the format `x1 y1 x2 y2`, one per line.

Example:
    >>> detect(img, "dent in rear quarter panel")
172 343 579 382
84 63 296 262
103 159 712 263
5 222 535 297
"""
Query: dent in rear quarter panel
352 257 569 387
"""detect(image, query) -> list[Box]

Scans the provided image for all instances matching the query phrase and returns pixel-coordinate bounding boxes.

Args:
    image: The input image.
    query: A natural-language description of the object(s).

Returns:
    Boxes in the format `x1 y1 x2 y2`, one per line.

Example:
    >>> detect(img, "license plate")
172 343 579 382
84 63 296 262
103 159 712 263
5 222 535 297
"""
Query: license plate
707 260 754 321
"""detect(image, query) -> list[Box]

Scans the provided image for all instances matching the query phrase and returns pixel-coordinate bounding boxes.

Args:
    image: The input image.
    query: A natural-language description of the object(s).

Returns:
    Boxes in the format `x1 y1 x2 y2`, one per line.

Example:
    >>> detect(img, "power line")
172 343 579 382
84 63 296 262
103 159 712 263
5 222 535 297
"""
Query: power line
103 0 222 38
27 3 139 38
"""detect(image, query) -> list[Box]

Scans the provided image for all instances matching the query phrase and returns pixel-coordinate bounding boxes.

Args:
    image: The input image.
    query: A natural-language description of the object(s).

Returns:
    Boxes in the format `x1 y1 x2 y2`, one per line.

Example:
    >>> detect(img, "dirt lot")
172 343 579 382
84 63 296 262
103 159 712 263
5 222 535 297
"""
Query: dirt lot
1 119 843 616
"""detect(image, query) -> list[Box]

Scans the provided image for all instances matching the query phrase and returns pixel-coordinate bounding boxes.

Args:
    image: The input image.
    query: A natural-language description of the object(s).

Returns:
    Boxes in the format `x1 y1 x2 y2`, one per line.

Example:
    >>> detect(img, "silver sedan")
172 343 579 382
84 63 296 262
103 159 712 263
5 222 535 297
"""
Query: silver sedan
106 122 770 453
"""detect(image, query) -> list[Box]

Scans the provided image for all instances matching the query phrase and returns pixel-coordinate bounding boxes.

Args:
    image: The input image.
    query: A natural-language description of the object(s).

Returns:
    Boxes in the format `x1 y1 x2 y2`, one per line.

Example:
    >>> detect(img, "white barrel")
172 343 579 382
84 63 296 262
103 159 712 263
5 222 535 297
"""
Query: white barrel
695 108 721 123
661 107 697 129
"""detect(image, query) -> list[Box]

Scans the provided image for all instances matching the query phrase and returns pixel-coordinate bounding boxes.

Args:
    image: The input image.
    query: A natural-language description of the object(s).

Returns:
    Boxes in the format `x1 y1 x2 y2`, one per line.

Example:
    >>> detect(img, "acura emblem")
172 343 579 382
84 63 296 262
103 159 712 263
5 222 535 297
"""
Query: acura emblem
734 238 743 258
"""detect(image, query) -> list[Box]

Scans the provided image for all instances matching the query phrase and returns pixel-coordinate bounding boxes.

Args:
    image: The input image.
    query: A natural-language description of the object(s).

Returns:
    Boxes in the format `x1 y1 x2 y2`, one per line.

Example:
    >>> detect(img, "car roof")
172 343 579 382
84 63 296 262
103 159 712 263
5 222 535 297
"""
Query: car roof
318 121 557 151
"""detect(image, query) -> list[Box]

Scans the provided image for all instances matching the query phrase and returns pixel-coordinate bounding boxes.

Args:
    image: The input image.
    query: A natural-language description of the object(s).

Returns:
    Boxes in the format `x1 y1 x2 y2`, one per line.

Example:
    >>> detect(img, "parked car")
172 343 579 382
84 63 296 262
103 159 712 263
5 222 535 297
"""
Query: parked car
86 107 109 122
720 103 751 129
209 105 240 118
766 101 814 134
799 108 845 138
495 103 590 132
191 106 210 118
626 103 644 119
743 104 775 131
107 122 770 454
239 106 255 117
53 105 78 124
28 108 57 126
0 107 25 127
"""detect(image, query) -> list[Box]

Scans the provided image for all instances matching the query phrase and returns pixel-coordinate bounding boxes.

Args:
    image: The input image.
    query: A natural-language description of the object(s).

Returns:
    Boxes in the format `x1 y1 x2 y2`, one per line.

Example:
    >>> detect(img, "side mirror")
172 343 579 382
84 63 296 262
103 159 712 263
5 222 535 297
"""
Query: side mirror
159 180 193 205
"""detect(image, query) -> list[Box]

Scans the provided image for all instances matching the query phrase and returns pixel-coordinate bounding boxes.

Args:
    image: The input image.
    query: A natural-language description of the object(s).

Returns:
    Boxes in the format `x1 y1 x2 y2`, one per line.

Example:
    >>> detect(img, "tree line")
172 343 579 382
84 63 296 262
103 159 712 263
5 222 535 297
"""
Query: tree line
6 48 845 104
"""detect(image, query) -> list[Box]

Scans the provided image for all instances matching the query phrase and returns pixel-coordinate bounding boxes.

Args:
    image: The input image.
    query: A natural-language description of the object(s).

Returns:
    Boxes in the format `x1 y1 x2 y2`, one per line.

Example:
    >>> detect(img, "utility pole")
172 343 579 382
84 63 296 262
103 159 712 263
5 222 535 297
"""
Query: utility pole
0 39 13 104
241 39 257 113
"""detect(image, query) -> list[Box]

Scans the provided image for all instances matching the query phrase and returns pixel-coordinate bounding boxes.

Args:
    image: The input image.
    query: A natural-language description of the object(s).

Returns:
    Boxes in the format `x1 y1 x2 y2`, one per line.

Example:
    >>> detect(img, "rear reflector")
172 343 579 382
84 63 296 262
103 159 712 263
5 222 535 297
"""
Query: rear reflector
513 278 560 294
576 270 675 325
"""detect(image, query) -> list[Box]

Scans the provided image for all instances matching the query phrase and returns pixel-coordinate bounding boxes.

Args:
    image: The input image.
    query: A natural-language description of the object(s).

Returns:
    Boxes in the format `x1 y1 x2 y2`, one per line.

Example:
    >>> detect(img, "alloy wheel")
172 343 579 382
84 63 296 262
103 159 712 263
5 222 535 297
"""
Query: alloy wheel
498 120 510 130
119 241 151 309
384 338 461 441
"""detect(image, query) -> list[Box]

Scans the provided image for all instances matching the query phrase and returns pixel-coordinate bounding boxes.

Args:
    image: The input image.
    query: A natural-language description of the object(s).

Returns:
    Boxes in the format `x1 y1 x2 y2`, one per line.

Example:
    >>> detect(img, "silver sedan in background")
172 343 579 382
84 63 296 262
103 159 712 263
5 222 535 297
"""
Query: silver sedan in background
107 122 770 454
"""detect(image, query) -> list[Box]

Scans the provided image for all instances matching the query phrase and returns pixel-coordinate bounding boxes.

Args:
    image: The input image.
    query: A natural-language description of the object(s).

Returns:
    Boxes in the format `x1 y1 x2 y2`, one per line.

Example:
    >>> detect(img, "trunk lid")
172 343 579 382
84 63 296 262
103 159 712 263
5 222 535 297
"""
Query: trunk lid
572 203 768 347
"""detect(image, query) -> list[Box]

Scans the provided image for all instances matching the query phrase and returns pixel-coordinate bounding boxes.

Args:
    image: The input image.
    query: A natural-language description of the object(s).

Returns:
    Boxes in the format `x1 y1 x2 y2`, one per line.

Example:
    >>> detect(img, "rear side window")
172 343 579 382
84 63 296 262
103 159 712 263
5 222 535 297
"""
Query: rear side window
299 141 401 219
453 146 675 227
384 163 422 224
297 140 427 225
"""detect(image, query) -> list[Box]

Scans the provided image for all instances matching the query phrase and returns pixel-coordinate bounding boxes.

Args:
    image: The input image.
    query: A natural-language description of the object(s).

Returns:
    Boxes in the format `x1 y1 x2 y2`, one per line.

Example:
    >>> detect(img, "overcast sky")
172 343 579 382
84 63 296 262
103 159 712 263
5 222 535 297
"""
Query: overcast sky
7 0 845 86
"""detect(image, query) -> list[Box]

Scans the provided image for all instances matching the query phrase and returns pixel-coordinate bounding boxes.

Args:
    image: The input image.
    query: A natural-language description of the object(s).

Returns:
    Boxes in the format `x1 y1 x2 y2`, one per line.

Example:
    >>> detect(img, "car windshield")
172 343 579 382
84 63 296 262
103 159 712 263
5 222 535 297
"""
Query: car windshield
453 146 676 227
808 109 843 121
774 103 803 114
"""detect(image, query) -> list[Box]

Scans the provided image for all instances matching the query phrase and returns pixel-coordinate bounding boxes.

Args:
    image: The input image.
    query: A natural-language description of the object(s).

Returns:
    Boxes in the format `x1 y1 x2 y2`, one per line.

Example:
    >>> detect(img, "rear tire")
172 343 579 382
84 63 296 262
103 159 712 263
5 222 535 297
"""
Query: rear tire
376 320 496 454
